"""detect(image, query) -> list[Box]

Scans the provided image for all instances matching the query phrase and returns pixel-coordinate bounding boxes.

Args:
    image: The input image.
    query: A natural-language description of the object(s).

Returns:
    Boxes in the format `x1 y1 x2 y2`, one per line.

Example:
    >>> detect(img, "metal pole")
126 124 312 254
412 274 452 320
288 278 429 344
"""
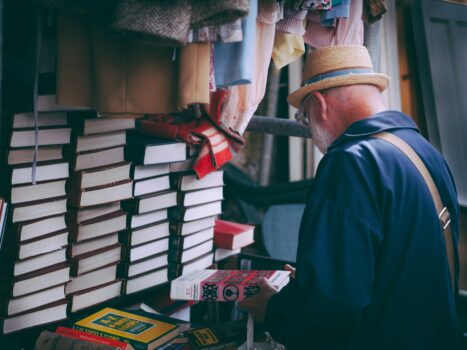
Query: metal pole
259 66 280 186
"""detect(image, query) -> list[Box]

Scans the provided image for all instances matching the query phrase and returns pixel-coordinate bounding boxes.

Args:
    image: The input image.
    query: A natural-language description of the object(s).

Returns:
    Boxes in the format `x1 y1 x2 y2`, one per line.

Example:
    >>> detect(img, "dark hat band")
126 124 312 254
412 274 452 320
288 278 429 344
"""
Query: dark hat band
304 68 375 85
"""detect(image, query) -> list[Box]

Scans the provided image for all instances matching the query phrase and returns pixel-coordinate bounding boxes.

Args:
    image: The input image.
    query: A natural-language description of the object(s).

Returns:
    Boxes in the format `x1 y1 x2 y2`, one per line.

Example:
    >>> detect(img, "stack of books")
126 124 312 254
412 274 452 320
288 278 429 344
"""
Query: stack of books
167 171 225 280
120 133 187 295
0 111 72 334
65 114 135 313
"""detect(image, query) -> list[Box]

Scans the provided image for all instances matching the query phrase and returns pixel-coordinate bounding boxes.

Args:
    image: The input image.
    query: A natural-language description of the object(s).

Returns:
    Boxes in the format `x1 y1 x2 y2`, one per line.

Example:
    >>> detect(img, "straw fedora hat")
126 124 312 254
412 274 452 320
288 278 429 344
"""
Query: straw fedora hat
288 45 390 108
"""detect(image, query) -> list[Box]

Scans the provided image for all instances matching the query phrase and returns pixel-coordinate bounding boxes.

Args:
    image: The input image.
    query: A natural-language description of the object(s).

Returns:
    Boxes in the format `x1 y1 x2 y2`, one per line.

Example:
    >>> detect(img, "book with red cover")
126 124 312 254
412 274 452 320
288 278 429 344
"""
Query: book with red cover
170 269 290 302
213 219 255 250
56 326 133 349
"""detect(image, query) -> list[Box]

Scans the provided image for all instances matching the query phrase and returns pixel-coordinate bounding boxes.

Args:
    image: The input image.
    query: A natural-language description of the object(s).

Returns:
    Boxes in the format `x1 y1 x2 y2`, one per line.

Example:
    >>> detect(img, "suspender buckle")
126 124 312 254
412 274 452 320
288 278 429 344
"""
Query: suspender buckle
439 207 451 231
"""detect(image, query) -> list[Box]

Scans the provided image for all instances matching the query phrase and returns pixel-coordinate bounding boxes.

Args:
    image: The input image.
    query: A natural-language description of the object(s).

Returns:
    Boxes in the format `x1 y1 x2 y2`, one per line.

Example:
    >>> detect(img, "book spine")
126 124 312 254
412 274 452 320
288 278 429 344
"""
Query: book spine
212 233 235 250
73 325 144 350
56 326 129 348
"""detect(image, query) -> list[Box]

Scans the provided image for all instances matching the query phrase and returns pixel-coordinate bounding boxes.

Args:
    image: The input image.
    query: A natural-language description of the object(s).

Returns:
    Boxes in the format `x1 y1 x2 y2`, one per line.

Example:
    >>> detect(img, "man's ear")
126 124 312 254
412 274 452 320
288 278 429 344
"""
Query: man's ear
311 91 327 122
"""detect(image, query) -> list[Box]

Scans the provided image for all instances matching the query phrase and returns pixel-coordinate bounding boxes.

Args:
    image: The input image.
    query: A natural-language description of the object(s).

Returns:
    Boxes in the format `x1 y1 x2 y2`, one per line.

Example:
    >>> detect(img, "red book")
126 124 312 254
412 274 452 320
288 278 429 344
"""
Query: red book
56 326 133 349
170 269 290 302
213 219 255 249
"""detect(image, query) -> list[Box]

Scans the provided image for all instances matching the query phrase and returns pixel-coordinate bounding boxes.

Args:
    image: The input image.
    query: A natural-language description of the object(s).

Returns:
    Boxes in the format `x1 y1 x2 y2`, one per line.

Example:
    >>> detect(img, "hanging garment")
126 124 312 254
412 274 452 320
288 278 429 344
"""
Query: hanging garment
272 32 305 69
188 19 243 43
320 0 351 27
214 0 258 87
37 0 249 46
221 0 278 134
293 0 332 11
304 0 363 48
178 43 211 110
275 10 307 35
56 11 210 115
363 0 387 23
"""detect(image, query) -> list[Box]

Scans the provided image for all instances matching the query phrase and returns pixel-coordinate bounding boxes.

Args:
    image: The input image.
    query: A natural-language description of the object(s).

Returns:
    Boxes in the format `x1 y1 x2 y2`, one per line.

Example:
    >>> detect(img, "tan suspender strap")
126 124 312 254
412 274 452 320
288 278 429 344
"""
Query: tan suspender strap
372 132 456 293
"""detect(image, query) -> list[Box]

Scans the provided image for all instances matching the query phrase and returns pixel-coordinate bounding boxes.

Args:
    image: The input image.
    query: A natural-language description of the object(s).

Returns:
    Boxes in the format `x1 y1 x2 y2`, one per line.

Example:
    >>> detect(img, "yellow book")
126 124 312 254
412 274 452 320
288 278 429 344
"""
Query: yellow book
73 307 180 350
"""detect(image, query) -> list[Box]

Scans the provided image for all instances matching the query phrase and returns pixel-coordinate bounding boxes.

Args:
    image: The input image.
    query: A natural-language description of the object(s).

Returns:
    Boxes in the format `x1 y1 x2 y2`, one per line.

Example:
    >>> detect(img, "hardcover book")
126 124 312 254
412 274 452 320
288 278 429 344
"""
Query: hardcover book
68 179 133 208
12 111 67 129
214 248 241 262
133 175 170 197
70 162 131 190
74 307 181 350
1 248 67 277
120 220 170 247
8 145 63 165
74 131 126 153
177 187 223 207
55 326 133 349
10 161 69 185
119 252 168 278
1 299 68 334
66 264 118 295
129 209 168 230
183 320 247 350
69 209 127 241
126 133 186 166
69 233 119 257
124 267 169 295
132 163 170 181
70 280 122 313
0 263 70 298
169 228 214 255
213 219 255 250
169 216 216 236
128 238 169 263
70 116 135 136
168 253 214 281
170 269 290 302
168 240 214 264
14 214 67 242
71 244 122 276
11 196 68 223
10 179 67 205
72 146 125 171
168 201 222 223
0 284 66 317
124 190 177 215
67 202 122 225
10 128 71 148
170 171 223 192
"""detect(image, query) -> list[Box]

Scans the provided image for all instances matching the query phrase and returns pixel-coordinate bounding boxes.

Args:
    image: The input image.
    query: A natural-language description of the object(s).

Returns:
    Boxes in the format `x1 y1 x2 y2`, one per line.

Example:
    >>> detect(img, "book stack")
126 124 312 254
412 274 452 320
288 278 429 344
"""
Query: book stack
0 111 72 334
167 171 225 280
120 133 187 295
65 114 135 313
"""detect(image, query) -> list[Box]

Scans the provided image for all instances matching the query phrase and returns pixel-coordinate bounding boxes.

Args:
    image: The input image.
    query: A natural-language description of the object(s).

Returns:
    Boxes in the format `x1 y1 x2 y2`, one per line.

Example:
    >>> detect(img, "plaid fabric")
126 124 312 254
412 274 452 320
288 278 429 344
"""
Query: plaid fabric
36 0 250 46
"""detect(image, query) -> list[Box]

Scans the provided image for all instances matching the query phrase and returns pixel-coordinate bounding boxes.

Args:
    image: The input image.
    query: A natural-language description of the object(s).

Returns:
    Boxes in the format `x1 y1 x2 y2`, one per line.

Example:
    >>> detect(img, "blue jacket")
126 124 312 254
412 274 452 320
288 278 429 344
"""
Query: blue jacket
265 111 460 349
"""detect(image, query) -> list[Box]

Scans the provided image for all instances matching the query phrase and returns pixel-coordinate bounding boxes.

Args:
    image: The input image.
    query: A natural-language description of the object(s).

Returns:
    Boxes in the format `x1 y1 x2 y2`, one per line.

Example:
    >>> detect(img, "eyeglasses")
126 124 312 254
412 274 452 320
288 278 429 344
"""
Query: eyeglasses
294 94 312 126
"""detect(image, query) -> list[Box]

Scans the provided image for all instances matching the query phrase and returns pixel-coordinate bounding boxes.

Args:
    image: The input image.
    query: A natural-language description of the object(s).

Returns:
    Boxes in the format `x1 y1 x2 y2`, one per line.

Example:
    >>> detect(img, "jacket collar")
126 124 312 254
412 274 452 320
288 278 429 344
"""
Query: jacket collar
328 110 420 151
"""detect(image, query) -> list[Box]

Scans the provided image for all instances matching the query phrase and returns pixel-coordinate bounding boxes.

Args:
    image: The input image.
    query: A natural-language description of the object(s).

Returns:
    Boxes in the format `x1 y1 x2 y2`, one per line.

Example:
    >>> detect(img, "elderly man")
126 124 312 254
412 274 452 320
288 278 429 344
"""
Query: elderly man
239 46 460 349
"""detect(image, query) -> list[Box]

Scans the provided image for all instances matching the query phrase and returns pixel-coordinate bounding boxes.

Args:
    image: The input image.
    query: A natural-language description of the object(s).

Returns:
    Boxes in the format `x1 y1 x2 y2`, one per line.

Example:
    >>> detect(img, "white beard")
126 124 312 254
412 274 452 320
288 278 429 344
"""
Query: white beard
309 118 334 154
